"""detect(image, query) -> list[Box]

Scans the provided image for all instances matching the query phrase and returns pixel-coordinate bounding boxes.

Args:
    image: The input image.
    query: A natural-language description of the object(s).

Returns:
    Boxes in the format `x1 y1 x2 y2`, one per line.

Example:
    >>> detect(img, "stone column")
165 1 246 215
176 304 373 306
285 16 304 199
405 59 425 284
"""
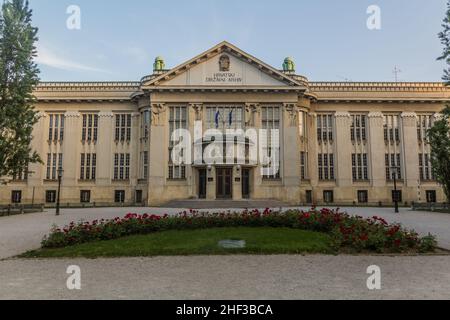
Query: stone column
251 104 262 199
28 112 48 190
189 103 203 198
130 112 140 187
283 103 300 204
232 165 242 200
96 111 114 186
206 165 216 200
29 112 47 181
308 112 319 203
334 111 353 202
61 111 81 188
368 112 385 188
401 112 419 202
148 103 167 205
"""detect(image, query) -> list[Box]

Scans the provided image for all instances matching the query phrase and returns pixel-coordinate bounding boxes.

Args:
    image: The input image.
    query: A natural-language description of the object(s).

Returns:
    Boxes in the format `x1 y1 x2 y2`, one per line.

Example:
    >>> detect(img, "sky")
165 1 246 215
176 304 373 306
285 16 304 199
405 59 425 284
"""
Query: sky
28 0 448 82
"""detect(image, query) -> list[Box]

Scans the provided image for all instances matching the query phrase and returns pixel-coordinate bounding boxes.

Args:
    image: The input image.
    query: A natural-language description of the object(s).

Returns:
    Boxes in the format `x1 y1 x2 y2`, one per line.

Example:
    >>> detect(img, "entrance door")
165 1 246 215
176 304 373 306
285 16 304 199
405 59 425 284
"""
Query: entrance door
242 169 250 199
216 168 232 199
198 169 207 199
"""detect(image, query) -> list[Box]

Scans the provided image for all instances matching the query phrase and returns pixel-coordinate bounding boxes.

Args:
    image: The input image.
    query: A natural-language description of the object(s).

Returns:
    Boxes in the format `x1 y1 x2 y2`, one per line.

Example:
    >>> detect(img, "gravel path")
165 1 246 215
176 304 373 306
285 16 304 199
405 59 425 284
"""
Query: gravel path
0 255 449 300
0 206 449 259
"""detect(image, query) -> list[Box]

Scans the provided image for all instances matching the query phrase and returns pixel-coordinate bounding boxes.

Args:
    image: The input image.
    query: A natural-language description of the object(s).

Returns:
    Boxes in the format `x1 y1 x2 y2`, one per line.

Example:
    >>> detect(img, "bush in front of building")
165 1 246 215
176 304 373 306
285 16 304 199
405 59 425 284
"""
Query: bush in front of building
41 208 437 254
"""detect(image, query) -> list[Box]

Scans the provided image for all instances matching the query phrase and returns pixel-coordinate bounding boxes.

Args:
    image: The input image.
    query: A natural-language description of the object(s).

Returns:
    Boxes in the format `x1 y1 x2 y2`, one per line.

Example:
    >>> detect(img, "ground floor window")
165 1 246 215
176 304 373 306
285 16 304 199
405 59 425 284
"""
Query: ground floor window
135 190 143 203
392 190 402 203
80 190 91 203
115 190 125 203
46 190 57 203
357 190 368 203
11 191 22 204
168 165 186 180
323 190 334 204
306 190 313 204
426 190 437 203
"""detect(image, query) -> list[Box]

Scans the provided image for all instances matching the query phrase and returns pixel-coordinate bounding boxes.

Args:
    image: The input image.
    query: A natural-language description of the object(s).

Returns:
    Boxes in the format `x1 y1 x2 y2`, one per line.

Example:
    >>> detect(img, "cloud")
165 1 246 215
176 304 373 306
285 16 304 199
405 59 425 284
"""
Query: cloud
35 44 111 73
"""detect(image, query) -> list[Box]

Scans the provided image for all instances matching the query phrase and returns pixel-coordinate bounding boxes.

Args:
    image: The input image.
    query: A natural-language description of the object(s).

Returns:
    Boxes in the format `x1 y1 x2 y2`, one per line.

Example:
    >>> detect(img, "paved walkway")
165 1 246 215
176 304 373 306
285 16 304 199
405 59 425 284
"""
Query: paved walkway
0 206 449 259
0 255 449 300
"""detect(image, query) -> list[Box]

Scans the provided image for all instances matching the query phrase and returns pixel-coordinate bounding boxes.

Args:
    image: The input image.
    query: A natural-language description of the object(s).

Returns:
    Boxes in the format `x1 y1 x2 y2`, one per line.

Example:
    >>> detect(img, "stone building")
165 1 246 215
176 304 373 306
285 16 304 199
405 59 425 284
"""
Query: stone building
1 41 449 206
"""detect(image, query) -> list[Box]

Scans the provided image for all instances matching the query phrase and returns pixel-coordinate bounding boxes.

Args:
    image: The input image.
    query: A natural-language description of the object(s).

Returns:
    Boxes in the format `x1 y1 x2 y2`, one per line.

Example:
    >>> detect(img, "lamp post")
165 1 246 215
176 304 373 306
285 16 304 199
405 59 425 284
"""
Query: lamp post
391 166 399 214
56 168 64 216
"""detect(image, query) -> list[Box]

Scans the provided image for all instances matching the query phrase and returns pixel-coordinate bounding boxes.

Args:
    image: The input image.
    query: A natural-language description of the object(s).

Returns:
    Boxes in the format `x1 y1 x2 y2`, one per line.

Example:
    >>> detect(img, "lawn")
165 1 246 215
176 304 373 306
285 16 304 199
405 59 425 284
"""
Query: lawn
22 227 333 258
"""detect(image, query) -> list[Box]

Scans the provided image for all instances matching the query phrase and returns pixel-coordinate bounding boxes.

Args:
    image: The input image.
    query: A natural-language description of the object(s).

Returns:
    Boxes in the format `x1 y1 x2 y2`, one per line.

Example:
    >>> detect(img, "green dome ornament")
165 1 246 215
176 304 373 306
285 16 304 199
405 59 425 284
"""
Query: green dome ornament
153 56 165 72
283 57 295 73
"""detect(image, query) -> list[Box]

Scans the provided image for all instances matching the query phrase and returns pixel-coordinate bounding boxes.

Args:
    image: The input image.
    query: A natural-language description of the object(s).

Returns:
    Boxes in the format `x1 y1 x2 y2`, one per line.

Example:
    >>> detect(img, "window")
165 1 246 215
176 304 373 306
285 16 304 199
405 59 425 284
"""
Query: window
11 191 22 204
80 153 97 180
352 153 369 181
46 190 57 203
300 152 308 180
426 190 437 203
48 114 65 142
323 190 334 204
82 114 98 143
417 115 433 143
12 165 28 181
419 153 434 181
141 110 150 140
261 106 281 180
384 115 400 143
115 190 125 203
392 190 402 203
80 190 91 203
350 115 367 142
385 153 402 180
168 106 187 179
206 105 244 130
135 190 143 203
306 190 313 204
46 153 63 180
115 114 132 142
114 153 130 180
357 190 368 203
317 114 333 142
141 151 149 180
318 153 335 180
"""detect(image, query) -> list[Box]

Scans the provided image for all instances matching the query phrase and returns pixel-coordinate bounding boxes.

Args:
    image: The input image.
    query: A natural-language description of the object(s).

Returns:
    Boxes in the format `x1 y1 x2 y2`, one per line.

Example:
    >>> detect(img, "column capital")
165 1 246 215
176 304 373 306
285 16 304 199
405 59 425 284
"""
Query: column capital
433 112 443 121
64 111 81 118
36 111 47 119
334 111 351 118
368 111 384 118
401 112 417 119
98 111 114 118
151 103 167 126
284 103 298 127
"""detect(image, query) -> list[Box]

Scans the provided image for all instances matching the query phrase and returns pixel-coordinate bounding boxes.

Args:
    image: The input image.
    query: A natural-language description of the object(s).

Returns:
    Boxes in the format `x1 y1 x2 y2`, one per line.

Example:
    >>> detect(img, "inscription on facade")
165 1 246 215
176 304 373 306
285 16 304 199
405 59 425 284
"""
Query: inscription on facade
205 72 243 84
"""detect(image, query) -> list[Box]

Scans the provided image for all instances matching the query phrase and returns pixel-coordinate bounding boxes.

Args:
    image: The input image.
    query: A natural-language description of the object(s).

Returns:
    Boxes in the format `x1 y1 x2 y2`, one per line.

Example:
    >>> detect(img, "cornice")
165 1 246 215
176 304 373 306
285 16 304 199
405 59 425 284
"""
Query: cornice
310 82 449 93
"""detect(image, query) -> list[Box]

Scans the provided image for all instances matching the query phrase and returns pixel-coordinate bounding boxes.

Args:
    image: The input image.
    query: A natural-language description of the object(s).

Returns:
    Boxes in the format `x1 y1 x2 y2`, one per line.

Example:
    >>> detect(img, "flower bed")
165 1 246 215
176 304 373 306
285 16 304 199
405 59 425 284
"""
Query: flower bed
42 208 437 253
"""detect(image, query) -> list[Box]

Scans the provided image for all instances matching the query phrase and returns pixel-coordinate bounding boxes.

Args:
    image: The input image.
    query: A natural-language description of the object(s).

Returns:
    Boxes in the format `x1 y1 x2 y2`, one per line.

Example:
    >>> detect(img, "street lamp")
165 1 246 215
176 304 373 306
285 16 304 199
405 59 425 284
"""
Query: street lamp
390 166 400 213
56 168 64 216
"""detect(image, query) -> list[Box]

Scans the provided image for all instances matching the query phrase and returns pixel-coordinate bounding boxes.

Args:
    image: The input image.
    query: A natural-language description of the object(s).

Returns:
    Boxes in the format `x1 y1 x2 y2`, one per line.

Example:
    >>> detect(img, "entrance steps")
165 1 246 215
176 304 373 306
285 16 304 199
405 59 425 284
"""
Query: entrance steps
159 199 292 209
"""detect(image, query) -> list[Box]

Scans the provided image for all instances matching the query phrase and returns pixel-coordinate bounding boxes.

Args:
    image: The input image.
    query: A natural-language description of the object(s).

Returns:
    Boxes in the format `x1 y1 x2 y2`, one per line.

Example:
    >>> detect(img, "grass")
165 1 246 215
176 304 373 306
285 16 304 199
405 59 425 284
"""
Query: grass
21 227 333 258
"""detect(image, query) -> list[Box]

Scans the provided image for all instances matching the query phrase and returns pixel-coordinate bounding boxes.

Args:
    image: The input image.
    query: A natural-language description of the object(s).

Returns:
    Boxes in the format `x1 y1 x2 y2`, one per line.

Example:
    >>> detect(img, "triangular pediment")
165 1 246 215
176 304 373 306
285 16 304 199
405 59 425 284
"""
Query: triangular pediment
142 41 303 89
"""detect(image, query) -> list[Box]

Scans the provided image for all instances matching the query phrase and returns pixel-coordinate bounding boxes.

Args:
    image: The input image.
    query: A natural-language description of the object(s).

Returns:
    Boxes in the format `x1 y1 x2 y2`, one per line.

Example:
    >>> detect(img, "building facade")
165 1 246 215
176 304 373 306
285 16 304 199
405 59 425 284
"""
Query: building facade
1 41 449 206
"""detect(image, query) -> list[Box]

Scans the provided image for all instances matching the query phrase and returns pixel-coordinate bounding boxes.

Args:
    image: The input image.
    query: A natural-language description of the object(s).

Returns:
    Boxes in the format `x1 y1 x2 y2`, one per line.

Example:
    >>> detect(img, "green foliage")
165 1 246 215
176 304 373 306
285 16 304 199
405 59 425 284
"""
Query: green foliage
38 209 437 254
0 0 40 178
430 1 450 202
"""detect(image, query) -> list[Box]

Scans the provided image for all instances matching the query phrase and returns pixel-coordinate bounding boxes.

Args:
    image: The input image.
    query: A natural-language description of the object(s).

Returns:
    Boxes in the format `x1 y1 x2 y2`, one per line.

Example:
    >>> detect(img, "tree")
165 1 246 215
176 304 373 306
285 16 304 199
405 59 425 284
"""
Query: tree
429 1 450 203
0 0 40 180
